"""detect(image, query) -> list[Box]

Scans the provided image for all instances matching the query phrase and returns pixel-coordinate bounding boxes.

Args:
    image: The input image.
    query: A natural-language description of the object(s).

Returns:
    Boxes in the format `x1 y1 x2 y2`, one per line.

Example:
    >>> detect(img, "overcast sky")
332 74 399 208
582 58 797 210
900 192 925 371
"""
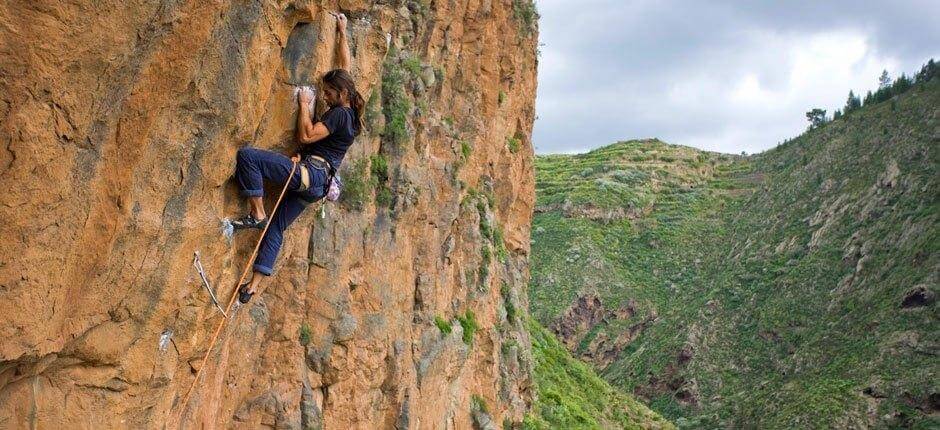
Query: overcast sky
532 0 940 155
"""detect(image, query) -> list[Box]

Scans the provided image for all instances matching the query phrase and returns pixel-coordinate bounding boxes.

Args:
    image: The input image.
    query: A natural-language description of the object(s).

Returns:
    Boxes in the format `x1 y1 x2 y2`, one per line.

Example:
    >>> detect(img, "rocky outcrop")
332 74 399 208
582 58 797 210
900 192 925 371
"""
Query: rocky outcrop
548 293 649 369
0 0 538 428
549 294 610 350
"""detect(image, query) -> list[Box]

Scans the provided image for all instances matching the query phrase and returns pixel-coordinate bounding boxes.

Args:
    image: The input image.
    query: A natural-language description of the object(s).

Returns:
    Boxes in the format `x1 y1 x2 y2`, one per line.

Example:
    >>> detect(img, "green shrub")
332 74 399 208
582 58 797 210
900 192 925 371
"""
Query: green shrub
370 154 391 208
457 310 480 345
501 339 520 357
493 225 508 262
479 245 492 285
471 394 489 414
375 187 392 207
511 0 539 36
507 136 521 154
460 140 472 160
299 323 311 346
498 90 507 105
370 154 389 182
340 158 371 210
403 55 423 77
479 213 493 240
381 52 412 149
363 89 382 134
434 316 452 335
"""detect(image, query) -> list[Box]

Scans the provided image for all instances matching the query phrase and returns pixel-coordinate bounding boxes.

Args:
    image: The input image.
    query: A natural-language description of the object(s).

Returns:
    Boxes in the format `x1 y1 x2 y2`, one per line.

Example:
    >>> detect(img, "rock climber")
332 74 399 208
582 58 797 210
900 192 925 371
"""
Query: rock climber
230 12 363 303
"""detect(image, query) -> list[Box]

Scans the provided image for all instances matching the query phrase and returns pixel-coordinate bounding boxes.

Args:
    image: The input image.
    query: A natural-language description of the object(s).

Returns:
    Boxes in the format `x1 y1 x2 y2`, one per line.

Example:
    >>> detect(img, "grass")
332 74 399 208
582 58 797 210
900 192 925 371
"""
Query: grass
493 225 508 263
457 310 479 346
339 158 371 211
507 136 521 154
434 316 452 335
511 0 539 37
339 154 393 210
370 154 392 207
364 88 382 134
523 317 674 429
381 47 413 150
370 154 388 181
479 245 492 288
402 55 423 77
460 140 472 160
528 78 940 428
299 323 311 346
470 192 504 288
471 394 489 414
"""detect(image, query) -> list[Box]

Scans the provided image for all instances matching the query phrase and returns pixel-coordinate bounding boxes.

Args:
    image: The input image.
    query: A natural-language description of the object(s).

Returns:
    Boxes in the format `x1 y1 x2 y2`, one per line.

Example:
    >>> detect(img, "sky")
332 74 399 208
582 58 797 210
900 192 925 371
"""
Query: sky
531 0 940 155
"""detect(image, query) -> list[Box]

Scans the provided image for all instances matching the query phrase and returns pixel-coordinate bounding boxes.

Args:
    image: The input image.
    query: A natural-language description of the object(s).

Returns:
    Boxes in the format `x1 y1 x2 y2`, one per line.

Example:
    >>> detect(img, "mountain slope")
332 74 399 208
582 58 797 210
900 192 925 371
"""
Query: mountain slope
529 78 939 427
524 318 674 429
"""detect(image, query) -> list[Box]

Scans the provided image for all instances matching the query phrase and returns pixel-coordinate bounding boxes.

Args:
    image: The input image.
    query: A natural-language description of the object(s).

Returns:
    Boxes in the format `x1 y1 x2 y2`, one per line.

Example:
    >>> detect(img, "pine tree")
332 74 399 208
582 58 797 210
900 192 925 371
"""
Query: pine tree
878 70 891 89
806 108 827 129
893 73 912 93
844 90 861 113
915 59 936 83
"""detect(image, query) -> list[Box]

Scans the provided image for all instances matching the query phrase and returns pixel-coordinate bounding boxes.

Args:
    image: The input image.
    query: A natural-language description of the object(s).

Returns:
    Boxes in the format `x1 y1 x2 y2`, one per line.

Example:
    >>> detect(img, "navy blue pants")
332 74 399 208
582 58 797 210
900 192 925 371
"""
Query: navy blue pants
234 147 326 276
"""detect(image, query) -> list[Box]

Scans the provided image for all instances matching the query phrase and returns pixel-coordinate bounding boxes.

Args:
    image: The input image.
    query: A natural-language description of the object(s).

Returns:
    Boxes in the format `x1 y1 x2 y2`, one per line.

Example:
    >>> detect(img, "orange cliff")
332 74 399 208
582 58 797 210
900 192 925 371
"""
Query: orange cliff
0 1 538 428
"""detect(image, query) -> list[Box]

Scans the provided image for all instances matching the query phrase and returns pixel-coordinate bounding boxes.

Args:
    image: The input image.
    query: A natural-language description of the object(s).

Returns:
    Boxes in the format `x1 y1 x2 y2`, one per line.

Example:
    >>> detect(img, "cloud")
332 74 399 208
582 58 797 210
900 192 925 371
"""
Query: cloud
532 0 940 154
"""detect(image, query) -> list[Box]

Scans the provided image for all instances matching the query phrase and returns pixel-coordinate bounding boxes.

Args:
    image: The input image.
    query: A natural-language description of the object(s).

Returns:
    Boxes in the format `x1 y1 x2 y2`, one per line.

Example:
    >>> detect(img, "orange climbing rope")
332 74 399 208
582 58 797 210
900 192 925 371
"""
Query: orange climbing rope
173 161 299 427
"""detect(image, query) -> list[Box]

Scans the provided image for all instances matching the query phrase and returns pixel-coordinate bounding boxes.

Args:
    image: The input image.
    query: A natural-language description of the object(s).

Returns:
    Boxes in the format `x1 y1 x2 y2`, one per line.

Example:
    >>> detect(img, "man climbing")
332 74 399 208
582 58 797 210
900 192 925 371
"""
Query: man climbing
230 11 363 303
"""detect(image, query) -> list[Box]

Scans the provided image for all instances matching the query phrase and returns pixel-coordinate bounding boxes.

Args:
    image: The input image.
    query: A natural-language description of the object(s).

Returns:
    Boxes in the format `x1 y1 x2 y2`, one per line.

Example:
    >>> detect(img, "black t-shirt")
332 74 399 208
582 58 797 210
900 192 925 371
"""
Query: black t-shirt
302 106 358 168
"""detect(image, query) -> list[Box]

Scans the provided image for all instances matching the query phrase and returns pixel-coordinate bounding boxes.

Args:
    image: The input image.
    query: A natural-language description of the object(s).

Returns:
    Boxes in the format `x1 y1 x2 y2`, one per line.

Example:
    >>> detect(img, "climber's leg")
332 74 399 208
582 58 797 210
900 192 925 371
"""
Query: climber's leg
239 194 308 304
233 147 302 228
249 195 309 281
238 271 265 304
247 197 265 221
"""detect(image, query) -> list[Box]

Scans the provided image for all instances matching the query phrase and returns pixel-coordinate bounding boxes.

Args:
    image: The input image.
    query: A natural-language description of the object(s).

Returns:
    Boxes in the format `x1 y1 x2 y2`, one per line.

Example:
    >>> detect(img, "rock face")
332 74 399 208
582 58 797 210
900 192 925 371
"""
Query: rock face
0 1 538 429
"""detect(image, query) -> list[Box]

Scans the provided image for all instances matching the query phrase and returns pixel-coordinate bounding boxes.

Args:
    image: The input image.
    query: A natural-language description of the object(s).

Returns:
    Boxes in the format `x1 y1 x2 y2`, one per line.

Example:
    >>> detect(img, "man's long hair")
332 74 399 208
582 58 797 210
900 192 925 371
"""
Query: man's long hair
322 68 364 136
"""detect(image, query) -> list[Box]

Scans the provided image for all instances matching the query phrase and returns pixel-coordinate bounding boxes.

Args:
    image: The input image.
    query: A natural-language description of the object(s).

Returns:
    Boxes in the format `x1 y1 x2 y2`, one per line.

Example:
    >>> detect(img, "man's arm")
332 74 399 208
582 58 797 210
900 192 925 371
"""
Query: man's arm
333 13 350 71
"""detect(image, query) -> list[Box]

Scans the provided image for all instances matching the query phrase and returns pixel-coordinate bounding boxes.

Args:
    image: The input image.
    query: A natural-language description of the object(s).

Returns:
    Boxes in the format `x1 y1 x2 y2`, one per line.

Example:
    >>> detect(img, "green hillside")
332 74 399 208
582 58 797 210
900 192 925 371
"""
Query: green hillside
529 77 939 427
524 318 674 429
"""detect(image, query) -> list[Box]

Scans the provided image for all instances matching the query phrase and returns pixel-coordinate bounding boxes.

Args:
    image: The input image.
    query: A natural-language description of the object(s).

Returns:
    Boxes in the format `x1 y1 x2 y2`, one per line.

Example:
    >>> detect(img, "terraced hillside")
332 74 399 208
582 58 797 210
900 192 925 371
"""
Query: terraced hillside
529 79 939 428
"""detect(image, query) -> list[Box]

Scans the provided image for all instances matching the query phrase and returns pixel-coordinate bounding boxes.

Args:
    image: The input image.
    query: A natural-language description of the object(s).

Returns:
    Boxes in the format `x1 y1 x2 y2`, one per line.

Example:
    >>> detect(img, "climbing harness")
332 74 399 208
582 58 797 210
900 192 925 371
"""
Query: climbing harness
308 154 342 202
193 251 226 316
298 154 341 203
174 161 324 426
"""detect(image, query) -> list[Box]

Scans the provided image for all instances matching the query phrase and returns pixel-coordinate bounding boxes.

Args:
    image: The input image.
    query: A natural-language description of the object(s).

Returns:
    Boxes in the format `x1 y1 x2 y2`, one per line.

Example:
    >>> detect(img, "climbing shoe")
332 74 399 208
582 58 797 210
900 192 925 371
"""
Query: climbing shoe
231 213 267 231
238 283 254 304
